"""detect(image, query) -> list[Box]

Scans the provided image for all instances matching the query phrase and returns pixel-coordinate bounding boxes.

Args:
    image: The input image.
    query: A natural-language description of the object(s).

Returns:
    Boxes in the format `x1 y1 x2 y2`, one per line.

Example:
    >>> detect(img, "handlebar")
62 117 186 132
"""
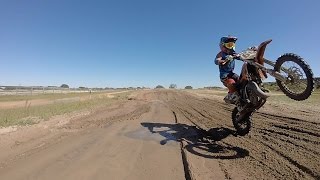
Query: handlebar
225 54 241 61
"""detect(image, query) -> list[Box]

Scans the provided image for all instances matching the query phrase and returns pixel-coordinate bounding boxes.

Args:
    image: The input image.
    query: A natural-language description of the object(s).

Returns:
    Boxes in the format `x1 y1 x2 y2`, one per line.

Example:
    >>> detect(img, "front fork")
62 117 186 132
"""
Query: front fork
252 58 288 82
266 69 287 82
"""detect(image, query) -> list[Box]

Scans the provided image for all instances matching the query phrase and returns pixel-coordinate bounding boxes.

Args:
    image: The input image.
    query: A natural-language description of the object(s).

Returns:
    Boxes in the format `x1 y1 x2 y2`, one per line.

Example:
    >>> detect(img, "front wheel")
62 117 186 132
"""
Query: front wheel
232 108 252 136
274 53 314 101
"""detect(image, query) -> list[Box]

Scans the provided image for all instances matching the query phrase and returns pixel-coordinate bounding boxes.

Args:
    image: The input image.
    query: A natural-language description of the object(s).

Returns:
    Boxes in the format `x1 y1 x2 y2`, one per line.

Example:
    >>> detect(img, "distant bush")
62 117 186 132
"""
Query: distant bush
60 84 69 88
155 85 165 89
169 84 177 89
185 86 193 89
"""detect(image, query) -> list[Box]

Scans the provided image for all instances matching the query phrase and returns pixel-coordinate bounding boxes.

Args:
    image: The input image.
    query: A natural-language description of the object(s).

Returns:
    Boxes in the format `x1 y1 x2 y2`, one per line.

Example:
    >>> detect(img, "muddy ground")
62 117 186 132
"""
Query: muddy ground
0 90 319 180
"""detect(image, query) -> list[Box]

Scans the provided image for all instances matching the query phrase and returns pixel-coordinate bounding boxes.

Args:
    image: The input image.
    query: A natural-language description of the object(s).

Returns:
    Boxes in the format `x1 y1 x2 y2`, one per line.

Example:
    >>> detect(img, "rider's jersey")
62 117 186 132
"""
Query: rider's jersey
215 51 235 80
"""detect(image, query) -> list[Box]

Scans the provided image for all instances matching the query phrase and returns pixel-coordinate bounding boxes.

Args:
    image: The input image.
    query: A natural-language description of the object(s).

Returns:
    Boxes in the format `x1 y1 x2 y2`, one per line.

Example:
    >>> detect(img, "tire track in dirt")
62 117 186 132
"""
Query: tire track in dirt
251 110 320 179
259 135 319 179
171 110 192 180
256 111 320 133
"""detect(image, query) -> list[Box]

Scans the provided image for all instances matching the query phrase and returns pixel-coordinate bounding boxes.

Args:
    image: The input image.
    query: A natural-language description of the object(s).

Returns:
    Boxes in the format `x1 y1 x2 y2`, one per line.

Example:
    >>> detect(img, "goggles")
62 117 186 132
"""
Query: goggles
223 42 236 49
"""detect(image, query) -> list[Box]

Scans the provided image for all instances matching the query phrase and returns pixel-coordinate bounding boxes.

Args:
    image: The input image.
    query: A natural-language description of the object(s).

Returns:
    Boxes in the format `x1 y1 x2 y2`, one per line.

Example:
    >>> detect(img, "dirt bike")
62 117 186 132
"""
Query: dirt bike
227 39 315 136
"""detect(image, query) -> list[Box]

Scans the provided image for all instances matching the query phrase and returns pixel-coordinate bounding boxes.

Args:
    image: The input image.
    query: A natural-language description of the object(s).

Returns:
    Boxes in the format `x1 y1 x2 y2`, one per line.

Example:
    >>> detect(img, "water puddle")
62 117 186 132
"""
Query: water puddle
125 126 179 145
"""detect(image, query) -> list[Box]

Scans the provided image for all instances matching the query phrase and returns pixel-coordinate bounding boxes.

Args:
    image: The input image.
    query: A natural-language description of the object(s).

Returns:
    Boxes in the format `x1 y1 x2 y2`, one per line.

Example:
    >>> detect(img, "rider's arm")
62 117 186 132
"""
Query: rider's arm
215 52 226 65
215 57 226 65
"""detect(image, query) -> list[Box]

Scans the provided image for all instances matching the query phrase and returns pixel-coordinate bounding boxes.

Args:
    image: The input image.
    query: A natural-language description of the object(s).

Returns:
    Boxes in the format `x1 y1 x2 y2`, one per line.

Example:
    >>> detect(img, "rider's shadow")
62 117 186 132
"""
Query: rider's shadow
141 122 249 159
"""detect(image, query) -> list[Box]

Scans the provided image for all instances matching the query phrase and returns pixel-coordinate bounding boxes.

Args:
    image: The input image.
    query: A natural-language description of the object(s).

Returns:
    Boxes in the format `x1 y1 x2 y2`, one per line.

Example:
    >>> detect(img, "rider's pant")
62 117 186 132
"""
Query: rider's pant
221 72 239 93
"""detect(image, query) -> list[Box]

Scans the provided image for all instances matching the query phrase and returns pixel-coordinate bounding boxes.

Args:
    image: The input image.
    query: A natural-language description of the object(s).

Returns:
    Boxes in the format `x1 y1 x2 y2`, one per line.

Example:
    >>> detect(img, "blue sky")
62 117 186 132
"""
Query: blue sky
1 0 319 88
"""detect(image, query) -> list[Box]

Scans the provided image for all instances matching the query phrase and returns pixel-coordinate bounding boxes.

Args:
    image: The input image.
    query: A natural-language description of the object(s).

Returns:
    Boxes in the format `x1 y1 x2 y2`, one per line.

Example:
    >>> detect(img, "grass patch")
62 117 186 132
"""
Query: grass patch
0 91 120 102
0 91 131 127
268 91 320 106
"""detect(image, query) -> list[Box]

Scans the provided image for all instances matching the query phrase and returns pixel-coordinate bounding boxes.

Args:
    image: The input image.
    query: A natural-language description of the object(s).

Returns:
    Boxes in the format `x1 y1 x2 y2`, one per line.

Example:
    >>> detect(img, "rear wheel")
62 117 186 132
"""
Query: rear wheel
232 108 252 136
274 53 314 101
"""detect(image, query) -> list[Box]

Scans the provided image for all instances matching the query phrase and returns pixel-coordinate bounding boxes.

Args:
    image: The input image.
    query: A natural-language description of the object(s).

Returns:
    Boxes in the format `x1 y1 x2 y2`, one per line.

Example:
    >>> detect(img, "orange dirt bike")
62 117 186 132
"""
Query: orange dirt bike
228 39 315 136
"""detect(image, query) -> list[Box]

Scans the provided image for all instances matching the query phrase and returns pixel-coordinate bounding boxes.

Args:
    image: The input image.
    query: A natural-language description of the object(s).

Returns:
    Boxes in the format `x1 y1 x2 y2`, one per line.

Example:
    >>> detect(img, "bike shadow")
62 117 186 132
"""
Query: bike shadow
141 122 249 159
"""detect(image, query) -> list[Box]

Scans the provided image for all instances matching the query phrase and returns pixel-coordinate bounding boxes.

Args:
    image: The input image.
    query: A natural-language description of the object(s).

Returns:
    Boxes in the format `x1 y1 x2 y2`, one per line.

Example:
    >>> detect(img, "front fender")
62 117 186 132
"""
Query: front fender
255 39 272 65
255 39 272 79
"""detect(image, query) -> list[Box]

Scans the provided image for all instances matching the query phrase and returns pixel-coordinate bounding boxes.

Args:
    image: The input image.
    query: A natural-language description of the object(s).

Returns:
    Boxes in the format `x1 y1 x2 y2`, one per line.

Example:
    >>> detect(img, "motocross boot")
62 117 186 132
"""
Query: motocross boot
224 92 240 104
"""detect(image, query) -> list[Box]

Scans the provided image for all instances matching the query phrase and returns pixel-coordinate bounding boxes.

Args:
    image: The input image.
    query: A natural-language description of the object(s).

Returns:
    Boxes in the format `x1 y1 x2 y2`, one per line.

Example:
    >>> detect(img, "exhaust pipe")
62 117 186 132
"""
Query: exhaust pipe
247 81 270 99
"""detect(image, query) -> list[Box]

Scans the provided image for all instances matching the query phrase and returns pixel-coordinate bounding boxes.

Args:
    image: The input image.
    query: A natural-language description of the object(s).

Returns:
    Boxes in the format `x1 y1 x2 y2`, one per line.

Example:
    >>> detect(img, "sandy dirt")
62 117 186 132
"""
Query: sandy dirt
0 90 319 180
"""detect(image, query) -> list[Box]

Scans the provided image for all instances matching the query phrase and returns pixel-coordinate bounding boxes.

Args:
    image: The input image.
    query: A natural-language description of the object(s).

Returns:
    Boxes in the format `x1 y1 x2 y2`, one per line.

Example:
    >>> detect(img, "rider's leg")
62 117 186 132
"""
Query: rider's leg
228 72 240 83
227 72 241 91
224 78 237 93
222 78 239 104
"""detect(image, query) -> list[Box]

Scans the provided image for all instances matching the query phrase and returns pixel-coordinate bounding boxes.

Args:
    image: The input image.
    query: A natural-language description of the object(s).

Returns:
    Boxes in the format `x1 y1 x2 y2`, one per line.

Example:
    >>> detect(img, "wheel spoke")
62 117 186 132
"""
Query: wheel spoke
279 60 307 94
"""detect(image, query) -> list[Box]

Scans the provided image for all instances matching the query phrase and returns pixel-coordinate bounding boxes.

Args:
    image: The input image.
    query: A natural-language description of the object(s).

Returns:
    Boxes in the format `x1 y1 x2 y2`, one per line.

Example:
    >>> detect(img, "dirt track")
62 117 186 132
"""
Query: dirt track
0 90 319 180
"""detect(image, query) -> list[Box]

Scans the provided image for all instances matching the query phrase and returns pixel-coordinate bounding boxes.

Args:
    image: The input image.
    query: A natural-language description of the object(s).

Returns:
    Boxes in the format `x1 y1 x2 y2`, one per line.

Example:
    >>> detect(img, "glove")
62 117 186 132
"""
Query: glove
225 55 234 62
234 53 241 60
221 55 234 65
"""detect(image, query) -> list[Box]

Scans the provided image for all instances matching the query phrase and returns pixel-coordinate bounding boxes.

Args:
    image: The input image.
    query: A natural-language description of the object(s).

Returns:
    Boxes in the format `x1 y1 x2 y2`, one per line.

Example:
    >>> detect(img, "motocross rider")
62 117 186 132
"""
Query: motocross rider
215 35 240 104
